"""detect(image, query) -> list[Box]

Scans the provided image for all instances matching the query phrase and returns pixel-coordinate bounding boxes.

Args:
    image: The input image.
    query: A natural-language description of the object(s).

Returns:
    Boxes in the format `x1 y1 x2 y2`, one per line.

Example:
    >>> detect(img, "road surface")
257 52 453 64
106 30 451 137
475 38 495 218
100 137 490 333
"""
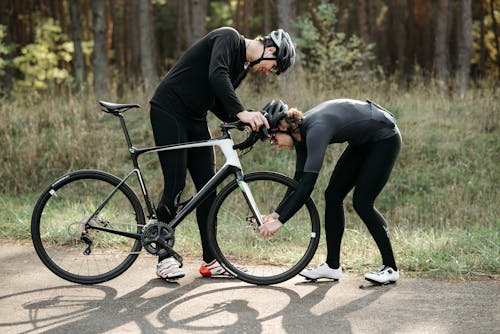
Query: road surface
1 242 498 333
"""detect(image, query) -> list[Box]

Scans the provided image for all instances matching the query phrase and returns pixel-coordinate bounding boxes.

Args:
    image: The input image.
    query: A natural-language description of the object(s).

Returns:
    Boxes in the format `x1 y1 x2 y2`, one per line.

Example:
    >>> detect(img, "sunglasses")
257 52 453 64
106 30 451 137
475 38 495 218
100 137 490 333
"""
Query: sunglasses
261 55 278 74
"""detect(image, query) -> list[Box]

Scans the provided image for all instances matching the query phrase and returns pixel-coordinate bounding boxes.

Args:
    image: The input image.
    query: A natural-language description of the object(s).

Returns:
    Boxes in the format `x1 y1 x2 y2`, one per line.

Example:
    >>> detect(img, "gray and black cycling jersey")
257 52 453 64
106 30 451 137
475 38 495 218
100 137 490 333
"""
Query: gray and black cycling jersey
296 99 398 174
276 99 399 223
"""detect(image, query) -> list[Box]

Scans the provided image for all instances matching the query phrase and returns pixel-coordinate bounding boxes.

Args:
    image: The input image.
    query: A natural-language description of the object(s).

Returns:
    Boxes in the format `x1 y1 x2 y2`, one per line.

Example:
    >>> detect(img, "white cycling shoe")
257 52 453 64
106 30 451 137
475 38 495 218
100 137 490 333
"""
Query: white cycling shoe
364 266 399 284
299 263 342 281
156 257 185 280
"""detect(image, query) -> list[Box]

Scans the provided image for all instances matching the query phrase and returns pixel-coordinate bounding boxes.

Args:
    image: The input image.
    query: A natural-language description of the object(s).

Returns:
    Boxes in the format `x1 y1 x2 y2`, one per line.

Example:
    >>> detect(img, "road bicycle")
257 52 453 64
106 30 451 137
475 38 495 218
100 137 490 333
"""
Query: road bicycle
31 101 320 285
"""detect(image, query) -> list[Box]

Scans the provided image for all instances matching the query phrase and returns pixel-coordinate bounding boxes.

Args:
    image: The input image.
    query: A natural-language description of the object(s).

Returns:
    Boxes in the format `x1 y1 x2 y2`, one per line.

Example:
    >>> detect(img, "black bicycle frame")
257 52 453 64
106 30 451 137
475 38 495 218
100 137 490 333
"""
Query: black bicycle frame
87 112 264 239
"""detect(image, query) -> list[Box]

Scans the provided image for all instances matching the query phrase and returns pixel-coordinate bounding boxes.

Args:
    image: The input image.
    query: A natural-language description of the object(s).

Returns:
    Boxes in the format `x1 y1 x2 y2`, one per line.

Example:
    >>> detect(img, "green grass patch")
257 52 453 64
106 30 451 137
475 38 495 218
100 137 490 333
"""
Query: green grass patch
304 220 499 280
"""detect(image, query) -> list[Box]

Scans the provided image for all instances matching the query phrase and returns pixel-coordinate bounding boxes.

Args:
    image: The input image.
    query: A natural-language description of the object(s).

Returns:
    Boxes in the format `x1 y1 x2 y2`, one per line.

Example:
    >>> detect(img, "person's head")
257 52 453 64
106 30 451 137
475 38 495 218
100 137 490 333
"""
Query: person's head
262 100 302 149
248 29 296 76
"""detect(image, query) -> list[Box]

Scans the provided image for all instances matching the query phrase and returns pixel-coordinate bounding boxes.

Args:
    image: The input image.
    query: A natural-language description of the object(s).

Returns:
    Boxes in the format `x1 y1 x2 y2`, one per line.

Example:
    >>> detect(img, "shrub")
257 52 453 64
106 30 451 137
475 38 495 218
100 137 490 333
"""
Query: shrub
296 1 377 90
12 18 73 90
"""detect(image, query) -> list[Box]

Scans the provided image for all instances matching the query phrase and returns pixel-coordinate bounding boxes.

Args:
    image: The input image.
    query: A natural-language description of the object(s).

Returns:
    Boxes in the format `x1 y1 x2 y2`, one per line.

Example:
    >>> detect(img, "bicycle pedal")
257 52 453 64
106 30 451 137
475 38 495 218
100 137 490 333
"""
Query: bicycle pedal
302 277 338 283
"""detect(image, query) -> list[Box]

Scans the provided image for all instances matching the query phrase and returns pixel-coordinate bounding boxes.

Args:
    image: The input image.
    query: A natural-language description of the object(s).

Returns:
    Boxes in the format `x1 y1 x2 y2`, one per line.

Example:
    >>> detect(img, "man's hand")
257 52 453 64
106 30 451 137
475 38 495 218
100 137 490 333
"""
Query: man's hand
259 219 283 237
236 110 270 131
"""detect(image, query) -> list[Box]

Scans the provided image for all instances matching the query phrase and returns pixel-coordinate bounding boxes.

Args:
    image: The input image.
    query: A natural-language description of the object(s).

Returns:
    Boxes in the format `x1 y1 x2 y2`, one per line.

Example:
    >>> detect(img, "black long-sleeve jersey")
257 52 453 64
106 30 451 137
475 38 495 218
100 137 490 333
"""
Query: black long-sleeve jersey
277 99 400 223
151 27 248 121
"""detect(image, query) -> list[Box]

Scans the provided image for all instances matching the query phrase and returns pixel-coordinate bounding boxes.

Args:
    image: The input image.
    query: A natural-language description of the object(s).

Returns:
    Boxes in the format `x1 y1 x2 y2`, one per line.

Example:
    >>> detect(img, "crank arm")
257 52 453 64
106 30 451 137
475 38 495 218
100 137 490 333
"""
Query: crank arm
157 239 183 267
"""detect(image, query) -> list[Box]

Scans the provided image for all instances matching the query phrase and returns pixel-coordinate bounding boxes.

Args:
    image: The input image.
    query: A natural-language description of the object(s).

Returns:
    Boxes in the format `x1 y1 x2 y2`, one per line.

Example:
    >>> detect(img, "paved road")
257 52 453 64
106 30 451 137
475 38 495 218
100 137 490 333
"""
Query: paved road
1 242 499 334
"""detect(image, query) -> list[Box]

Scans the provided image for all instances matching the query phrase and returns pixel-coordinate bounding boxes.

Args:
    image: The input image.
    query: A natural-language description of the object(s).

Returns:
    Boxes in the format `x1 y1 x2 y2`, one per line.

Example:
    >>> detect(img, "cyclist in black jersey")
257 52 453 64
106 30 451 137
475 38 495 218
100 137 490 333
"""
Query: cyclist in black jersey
259 99 402 284
150 27 296 280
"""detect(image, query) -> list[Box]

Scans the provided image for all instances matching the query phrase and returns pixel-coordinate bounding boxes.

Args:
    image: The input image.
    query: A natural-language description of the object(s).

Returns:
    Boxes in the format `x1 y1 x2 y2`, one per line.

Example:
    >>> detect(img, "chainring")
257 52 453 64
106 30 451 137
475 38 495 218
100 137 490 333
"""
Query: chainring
141 222 175 256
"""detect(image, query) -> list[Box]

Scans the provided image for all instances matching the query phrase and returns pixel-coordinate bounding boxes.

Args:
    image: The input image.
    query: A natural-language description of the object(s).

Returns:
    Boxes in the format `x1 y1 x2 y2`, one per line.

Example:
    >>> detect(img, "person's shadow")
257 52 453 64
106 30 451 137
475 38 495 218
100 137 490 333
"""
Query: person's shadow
281 280 393 333
2 276 391 333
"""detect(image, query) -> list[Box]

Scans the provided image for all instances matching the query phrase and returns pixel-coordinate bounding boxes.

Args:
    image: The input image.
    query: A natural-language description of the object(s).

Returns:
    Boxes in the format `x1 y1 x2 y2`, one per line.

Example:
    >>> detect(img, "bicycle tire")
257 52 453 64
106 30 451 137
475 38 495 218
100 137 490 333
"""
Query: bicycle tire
207 171 320 285
31 170 145 284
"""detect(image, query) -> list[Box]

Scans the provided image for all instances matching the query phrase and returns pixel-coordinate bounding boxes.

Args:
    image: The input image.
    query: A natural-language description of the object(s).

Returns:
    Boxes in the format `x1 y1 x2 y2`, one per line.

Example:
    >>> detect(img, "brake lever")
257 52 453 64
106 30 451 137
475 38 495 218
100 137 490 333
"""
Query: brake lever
259 127 270 139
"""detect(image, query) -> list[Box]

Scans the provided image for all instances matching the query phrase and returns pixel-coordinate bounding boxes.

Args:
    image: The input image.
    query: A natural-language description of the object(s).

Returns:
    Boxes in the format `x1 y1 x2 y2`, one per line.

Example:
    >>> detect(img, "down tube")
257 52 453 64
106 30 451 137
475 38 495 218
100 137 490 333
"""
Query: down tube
169 165 239 229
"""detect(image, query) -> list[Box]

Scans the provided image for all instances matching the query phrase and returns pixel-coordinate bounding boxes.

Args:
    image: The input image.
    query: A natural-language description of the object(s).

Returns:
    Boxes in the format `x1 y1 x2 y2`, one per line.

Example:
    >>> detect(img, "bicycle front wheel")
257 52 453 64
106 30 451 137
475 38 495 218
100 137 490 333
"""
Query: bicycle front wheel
208 172 320 285
31 170 145 284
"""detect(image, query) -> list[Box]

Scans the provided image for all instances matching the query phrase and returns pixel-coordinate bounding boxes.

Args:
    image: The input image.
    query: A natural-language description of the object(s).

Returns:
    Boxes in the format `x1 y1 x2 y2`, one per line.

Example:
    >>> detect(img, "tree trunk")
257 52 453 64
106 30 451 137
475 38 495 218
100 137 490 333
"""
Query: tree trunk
243 0 251 36
477 0 487 78
263 0 271 34
111 0 125 96
69 0 86 89
91 0 108 96
182 0 192 48
434 0 450 85
234 0 241 32
403 0 415 84
175 0 190 57
189 0 207 44
127 1 141 86
456 0 472 96
0 0 14 94
106 1 113 61
357 0 370 70
357 0 368 43
413 0 433 76
277 0 298 37
139 0 157 89
387 0 409 80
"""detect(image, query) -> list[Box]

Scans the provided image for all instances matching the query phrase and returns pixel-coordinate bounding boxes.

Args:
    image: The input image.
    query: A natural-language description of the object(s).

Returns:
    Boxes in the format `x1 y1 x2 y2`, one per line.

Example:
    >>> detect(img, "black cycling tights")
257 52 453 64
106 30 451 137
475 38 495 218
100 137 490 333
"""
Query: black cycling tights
324 133 401 270
150 105 217 263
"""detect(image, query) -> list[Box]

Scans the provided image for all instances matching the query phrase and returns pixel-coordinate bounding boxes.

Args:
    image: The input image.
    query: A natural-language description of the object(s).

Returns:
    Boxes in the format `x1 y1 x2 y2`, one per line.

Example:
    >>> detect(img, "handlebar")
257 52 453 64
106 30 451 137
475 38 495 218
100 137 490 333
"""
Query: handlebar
220 121 270 151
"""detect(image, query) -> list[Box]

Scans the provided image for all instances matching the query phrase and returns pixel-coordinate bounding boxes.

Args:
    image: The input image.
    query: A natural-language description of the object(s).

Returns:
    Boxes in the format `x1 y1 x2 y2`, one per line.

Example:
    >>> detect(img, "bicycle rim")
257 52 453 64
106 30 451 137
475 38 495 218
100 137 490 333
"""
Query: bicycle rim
31 170 144 284
208 172 320 285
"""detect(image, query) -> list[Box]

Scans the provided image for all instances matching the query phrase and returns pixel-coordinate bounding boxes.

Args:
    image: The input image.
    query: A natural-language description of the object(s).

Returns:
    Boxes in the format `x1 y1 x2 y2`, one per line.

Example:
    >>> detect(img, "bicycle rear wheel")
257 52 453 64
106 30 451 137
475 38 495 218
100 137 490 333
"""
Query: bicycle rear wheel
208 172 320 285
31 170 144 284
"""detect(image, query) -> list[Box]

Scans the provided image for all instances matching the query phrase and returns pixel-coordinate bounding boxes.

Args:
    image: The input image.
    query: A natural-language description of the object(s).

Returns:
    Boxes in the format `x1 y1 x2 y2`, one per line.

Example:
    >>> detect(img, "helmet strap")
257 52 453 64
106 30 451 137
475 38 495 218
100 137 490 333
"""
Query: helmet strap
248 41 276 68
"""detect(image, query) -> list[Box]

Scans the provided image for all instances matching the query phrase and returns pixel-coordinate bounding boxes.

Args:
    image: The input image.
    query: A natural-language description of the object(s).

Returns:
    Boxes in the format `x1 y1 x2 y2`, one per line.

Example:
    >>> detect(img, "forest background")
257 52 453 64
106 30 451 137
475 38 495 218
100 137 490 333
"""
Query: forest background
0 0 498 279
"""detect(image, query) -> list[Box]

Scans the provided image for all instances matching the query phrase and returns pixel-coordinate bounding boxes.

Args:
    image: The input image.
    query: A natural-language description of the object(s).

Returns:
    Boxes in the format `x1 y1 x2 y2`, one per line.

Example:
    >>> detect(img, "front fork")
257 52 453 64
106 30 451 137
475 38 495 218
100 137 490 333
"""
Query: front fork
235 171 264 228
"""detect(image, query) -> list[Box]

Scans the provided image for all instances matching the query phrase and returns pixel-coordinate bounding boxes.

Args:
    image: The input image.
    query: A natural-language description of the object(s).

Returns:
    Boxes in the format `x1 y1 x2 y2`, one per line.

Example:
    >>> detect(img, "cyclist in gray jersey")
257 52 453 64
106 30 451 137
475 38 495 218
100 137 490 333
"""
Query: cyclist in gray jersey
259 99 402 284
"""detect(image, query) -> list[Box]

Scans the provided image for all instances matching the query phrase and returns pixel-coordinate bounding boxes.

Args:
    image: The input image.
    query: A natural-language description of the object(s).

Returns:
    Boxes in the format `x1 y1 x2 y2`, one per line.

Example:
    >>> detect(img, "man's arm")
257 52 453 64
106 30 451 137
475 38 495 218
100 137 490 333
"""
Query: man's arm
209 33 268 130
208 32 244 119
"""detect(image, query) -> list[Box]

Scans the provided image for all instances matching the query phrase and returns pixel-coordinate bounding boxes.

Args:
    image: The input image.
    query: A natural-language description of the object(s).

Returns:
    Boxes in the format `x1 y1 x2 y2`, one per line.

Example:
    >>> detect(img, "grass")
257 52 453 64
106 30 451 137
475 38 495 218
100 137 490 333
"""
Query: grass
1 77 499 280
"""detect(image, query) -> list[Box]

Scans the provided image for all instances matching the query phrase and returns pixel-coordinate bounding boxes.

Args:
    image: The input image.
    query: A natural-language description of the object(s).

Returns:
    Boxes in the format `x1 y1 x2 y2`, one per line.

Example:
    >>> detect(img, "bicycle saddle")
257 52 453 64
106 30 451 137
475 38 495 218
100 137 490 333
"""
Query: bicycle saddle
99 101 141 113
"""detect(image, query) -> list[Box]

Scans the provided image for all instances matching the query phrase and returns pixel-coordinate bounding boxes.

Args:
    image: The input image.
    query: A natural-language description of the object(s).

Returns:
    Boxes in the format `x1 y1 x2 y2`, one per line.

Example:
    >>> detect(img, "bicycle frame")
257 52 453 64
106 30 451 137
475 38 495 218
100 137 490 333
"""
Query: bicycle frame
87 112 264 239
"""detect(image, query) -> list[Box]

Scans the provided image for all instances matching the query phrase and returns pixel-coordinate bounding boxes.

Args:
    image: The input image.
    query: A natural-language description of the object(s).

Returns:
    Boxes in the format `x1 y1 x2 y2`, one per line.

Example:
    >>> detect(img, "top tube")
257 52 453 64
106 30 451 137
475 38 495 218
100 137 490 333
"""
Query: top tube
98 101 263 157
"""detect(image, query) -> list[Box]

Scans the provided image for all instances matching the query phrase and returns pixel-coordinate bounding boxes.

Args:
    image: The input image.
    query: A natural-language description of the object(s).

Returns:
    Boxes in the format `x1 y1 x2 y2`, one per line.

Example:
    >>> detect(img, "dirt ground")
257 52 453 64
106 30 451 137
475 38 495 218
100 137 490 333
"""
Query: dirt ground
0 241 498 334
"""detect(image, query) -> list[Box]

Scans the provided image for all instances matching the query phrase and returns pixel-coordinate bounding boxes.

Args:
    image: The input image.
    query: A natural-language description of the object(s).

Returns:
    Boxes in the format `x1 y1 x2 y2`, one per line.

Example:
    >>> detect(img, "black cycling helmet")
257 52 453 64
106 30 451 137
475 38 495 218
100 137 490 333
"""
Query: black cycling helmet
248 29 296 75
262 99 289 129
267 29 296 75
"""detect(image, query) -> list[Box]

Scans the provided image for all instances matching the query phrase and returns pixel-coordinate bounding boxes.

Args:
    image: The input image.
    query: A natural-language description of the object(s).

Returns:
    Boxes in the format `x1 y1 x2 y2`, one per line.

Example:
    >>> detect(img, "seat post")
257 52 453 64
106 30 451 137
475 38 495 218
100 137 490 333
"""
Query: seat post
117 113 134 149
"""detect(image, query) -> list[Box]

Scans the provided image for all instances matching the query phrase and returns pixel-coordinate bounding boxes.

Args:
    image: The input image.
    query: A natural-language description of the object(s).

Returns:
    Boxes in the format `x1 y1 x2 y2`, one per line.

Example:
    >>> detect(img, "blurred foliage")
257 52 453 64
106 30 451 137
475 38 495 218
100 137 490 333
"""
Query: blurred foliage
296 1 377 90
1 0 498 92
12 18 73 90
207 1 234 30
0 25 13 77
472 0 500 75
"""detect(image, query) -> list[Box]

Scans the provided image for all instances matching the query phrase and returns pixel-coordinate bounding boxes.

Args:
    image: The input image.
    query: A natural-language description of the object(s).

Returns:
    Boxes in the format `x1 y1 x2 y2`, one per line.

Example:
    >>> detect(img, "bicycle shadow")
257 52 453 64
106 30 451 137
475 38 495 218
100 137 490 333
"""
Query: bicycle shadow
1 276 391 333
